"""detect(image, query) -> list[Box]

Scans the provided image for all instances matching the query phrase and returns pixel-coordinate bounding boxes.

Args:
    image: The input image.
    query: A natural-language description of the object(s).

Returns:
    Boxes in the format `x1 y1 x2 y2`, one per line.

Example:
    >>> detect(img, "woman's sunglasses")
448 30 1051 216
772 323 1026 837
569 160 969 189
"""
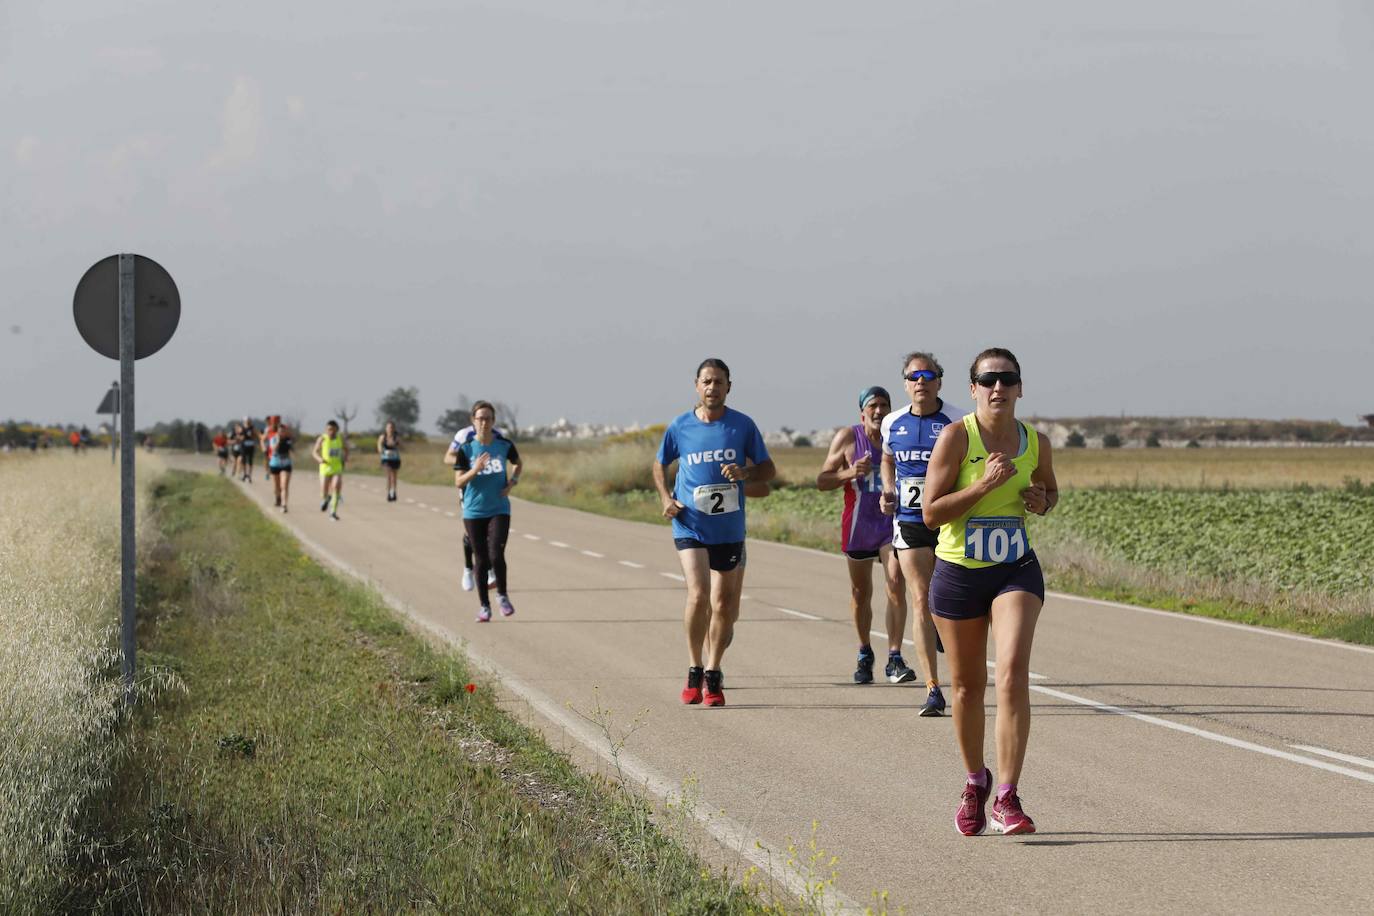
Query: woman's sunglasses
905 369 940 382
974 371 1021 388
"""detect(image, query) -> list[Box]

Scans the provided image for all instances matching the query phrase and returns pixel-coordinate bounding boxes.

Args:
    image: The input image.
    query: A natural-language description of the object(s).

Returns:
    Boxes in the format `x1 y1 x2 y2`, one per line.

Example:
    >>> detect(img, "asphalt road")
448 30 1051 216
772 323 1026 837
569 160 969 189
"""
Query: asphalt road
176 458 1374 914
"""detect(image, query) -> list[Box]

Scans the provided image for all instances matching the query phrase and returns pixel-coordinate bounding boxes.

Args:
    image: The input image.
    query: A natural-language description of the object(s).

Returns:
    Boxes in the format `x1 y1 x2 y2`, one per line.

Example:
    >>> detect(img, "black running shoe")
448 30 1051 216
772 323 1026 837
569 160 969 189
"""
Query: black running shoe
885 653 917 684
854 647 875 684
320 498 330 512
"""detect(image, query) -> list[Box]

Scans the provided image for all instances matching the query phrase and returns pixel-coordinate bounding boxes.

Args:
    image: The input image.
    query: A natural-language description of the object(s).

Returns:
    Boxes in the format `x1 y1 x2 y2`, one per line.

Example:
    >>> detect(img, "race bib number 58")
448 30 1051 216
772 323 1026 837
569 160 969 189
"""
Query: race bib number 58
693 483 740 515
964 516 1027 563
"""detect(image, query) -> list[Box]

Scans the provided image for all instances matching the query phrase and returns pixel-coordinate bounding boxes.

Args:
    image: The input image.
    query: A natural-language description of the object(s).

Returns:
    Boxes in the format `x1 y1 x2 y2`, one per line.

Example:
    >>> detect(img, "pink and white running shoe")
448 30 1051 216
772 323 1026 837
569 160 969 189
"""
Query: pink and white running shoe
476 606 492 623
498 595 515 617
956 768 993 836
990 792 1036 835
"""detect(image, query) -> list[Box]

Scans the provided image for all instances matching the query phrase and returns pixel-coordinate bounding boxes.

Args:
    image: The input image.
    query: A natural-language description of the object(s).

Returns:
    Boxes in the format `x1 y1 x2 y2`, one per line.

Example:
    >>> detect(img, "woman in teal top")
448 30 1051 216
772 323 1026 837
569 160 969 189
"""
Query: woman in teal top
452 401 522 622
923 347 1058 838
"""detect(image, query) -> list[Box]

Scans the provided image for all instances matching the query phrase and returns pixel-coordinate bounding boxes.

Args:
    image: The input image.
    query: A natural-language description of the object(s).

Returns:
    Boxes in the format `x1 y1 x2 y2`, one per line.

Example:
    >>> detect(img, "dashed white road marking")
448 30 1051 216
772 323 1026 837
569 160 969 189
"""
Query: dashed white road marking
523 534 541 541
430 507 440 513
1289 745 1374 771
404 497 415 504
417 502 428 509
549 541 569 548
660 572 686 582
445 511 456 517
581 550 604 558
779 608 822 621
618 560 644 569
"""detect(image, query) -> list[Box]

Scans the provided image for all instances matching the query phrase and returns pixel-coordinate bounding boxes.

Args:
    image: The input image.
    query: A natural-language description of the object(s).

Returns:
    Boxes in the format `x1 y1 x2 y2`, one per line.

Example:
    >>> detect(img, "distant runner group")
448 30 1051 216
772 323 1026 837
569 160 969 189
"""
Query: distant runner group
211 344 1056 837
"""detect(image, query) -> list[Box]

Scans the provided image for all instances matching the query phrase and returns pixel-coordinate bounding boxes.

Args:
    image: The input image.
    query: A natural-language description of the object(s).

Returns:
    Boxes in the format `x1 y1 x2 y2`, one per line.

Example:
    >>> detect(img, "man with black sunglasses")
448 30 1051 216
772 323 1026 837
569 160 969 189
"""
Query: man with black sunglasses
880 352 964 716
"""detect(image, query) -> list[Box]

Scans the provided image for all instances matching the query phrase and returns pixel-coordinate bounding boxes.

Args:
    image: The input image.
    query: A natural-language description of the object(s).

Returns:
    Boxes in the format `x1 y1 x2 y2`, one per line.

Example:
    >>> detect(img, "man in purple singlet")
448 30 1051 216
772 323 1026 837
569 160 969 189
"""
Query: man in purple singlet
817 386 908 684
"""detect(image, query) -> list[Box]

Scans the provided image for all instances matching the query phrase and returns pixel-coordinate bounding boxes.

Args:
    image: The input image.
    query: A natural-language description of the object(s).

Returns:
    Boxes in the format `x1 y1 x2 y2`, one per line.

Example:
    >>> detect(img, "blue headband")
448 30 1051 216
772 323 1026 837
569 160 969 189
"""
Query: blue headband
859 386 891 409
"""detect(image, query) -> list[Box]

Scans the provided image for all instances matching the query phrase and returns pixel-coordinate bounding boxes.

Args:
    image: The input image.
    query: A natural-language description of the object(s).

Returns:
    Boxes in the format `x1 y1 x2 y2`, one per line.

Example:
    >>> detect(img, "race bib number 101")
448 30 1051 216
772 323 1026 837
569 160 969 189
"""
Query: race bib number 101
964 516 1027 563
693 483 740 515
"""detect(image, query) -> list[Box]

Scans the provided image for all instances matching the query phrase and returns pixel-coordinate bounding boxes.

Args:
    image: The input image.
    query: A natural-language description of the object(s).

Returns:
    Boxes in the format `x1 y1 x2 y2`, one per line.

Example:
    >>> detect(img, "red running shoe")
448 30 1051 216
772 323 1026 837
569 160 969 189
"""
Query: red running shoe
956 768 992 836
990 791 1036 835
681 666 704 705
703 669 725 707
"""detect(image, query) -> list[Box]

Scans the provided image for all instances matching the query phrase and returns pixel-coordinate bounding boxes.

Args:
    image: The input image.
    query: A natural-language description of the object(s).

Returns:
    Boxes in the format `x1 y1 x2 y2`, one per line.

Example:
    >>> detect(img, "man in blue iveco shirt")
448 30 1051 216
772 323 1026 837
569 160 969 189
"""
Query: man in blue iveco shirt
653 358 777 708
880 351 965 717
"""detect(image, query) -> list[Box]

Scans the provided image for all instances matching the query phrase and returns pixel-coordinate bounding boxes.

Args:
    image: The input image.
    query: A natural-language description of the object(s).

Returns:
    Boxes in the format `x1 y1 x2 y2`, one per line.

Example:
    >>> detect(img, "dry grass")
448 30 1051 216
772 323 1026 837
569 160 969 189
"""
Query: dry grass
0 452 161 909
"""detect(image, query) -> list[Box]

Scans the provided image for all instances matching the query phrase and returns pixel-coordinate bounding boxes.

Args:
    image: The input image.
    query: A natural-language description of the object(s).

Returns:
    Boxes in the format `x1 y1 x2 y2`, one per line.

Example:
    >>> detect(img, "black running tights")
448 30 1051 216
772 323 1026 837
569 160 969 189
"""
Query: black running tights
463 514 510 606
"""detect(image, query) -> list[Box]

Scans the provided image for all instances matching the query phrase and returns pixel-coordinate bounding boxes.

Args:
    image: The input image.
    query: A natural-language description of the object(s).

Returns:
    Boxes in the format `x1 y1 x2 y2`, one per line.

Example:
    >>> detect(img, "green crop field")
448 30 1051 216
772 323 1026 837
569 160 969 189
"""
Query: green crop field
1040 486 1374 596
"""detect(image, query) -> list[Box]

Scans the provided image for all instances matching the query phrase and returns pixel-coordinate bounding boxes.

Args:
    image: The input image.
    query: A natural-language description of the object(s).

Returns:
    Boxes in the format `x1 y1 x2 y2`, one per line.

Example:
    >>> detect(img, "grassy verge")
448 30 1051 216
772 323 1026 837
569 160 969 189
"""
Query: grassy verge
72 471 764 913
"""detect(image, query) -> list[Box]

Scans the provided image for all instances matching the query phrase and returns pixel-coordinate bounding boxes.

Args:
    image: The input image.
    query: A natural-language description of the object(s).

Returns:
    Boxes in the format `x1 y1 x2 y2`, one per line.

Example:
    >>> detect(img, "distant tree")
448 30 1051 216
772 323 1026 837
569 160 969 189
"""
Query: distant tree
376 388 420 436
1065 431 1086 448
437 399 472 437
1102 433 1123 449
1186 439 1201 449
792 435 813 448
491 401 521 438
1145 433 1161 448
333 403 361 442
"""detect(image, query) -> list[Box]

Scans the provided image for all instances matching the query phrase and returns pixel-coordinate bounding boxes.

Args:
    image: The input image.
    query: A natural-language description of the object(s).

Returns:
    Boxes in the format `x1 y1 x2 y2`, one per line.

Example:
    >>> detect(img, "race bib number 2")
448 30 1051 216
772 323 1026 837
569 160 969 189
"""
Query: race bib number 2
899 476 925 510
964 516 1027 563
693 483 740 516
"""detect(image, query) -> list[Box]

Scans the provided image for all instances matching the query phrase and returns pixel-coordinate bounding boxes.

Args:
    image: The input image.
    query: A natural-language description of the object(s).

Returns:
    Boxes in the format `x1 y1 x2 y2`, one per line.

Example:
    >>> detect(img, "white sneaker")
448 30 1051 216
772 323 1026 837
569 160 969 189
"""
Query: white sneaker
486 569 497 587
462 569 475 591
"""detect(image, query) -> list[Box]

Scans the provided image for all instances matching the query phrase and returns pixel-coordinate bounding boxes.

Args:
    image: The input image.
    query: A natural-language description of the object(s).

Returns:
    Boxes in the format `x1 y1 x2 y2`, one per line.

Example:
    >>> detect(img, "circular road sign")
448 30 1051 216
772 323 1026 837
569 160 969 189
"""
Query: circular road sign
73 254 180 360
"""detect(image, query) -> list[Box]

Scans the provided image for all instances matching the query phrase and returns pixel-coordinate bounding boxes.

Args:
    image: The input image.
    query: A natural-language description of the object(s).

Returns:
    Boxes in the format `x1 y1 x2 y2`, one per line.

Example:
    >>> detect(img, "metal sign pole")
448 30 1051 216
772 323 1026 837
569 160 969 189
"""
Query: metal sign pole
118 255 136 701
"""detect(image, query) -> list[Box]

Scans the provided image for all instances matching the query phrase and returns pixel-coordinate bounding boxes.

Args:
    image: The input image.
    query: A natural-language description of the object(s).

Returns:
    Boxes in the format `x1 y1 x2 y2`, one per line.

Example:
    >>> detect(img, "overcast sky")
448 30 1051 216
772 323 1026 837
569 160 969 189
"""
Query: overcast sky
3 1 1371 432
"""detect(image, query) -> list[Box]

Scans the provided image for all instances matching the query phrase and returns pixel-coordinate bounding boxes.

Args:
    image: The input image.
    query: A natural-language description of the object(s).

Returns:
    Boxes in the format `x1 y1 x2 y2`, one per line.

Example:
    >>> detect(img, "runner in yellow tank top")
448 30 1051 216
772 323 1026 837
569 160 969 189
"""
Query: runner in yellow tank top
311 420 349 520
922 347 1058 838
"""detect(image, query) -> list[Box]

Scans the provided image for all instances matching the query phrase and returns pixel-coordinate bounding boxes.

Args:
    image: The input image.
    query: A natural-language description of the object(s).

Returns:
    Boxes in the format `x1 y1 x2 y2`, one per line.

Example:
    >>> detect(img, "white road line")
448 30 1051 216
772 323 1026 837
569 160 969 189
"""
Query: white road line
523 533 541 541
445 512 455 518
779 608 822 621
581 550 605 558
618 560 644 569
1289 745 1374 771
417 502 428 509
549 541 569 548
404 498 415 504
430 507 440 513
660 572 686 582
1047 591 1374 657
1030 684 1374 785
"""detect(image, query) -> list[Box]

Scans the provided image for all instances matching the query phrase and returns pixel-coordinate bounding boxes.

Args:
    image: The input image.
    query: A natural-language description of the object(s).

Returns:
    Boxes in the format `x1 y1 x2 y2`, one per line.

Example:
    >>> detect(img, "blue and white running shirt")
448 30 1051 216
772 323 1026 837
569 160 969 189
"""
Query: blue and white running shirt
881 399 964 525
657 407 770 544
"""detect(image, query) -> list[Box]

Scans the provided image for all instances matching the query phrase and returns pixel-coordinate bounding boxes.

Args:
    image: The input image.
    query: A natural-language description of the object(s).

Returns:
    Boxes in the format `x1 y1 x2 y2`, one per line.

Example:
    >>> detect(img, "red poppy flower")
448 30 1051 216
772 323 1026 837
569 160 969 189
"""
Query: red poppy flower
464 683 476 693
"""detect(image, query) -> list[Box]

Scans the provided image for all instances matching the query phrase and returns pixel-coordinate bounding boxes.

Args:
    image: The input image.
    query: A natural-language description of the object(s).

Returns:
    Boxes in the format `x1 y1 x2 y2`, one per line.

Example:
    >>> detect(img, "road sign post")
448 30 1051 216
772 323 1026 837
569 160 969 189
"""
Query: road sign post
118 256 136 702
74 253 179 703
